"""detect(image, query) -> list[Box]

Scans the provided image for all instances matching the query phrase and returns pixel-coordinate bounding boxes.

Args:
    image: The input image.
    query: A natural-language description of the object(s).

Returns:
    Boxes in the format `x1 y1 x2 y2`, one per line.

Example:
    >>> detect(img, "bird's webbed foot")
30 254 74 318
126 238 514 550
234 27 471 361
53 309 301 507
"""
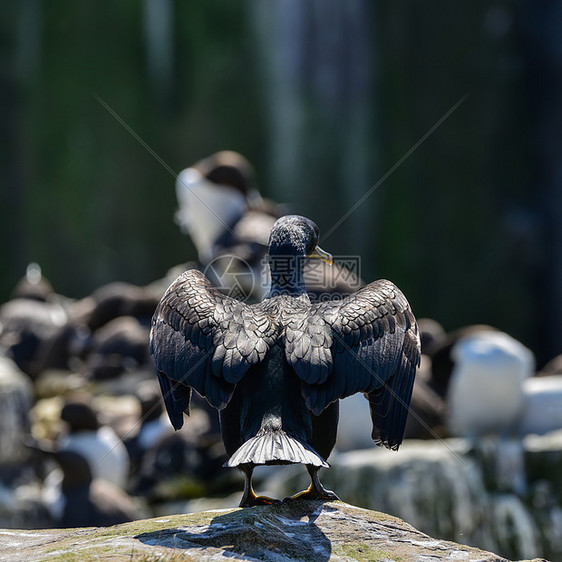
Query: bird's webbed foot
239 493 282 508
238 464 282 507
283 465 340 502
283 485 340 503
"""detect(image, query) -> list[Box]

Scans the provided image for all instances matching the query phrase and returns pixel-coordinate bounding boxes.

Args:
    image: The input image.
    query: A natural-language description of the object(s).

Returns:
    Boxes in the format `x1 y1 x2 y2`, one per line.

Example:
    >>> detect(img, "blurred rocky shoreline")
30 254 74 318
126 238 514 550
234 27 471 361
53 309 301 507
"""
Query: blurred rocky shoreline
1 266 562 561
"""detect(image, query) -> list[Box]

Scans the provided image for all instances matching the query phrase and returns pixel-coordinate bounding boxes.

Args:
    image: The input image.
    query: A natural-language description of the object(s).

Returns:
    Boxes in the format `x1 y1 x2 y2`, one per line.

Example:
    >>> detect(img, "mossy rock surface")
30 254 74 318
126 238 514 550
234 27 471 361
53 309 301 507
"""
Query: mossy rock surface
0 501 533 561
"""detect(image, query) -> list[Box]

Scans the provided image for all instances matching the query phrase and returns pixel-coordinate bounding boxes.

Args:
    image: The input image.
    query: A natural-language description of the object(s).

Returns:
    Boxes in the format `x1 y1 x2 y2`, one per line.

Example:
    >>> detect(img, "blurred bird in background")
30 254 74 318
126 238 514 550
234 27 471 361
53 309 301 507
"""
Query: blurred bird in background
174 151 363 303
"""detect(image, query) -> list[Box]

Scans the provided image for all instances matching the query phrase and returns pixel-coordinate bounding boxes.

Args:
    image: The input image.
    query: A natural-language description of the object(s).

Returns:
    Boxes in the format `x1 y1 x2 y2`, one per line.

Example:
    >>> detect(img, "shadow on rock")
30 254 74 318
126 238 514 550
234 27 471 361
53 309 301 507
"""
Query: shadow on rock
135 500 334 560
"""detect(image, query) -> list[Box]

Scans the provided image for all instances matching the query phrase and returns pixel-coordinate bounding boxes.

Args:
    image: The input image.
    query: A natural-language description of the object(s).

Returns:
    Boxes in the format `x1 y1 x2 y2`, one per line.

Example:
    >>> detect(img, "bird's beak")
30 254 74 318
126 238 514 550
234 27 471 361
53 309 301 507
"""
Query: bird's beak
309 245 333 265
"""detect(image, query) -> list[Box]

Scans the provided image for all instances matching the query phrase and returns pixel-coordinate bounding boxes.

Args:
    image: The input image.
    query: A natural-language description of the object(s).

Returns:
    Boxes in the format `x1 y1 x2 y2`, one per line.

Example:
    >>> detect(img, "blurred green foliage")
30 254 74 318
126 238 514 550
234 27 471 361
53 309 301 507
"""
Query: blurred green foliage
0 2 558 362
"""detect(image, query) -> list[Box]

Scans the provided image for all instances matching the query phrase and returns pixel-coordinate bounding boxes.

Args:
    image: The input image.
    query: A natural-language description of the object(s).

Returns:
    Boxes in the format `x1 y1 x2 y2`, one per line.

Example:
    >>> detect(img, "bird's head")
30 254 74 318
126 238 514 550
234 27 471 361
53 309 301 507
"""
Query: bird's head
267 215 333 264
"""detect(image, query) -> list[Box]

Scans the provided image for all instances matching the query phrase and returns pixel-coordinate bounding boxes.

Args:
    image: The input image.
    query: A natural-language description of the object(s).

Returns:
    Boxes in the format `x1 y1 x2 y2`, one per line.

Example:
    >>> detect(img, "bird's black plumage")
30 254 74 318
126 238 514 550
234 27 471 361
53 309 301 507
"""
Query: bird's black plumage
150 215 420 505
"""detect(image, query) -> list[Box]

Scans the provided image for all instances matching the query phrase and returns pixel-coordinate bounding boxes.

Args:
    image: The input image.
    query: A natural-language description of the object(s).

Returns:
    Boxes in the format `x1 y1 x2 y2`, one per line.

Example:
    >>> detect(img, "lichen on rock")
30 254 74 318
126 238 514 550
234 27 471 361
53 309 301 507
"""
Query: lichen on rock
0 501 514 561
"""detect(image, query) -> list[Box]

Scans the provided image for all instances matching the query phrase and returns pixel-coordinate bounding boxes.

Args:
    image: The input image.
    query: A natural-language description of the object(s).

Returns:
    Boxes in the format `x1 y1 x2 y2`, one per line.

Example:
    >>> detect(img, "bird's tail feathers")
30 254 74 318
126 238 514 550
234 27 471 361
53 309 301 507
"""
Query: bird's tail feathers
225 430 329 468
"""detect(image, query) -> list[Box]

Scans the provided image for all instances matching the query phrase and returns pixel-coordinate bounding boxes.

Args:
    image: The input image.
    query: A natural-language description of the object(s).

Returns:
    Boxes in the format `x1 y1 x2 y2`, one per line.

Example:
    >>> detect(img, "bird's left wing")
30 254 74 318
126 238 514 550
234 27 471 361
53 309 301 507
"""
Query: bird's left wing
286 279 420 449
150 269 275 429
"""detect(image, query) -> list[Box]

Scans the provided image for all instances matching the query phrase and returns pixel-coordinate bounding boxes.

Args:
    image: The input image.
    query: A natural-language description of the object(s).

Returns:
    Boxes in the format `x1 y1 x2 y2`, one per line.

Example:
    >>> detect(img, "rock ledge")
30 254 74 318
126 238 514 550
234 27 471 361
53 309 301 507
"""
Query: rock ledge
0 500 535 561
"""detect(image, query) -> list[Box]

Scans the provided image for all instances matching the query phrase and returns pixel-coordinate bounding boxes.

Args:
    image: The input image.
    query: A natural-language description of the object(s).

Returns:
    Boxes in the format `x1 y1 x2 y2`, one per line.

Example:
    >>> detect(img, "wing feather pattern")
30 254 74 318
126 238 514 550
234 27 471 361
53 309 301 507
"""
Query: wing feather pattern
150 269 275 429
286 279 420 449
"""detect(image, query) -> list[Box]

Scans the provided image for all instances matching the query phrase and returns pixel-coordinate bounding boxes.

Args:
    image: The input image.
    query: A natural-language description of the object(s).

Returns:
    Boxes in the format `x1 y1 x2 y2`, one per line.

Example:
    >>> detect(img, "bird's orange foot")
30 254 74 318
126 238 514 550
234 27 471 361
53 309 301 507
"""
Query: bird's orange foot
239 494 282 507
283 486 340 503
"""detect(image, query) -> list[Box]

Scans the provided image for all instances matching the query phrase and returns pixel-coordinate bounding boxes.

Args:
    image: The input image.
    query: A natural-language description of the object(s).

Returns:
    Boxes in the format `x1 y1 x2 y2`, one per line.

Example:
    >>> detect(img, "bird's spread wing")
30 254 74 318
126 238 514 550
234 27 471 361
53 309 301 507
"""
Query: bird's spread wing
285 279 420 449
150 269 275 428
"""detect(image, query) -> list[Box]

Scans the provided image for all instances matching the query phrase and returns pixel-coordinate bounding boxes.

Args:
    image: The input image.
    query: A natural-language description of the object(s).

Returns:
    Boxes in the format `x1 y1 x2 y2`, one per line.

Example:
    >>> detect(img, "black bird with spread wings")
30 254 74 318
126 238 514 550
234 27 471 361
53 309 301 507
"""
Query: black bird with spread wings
150 215 420 506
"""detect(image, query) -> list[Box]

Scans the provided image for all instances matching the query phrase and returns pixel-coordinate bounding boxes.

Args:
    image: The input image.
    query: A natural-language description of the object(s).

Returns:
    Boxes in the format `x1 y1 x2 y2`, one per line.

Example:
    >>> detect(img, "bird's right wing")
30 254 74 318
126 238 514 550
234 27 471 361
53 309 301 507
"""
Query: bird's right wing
286 279 420 449
150 269 275 429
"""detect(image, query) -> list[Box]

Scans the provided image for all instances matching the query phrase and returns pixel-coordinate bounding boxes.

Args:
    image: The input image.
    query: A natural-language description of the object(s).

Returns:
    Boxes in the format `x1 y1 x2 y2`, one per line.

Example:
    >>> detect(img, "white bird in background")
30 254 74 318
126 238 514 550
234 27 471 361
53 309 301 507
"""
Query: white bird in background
56 399 130 490
174 151 278 302
520 375 562 437
446 330 535 495
175 151 270 264
446 331 535 438
176 167 252 264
